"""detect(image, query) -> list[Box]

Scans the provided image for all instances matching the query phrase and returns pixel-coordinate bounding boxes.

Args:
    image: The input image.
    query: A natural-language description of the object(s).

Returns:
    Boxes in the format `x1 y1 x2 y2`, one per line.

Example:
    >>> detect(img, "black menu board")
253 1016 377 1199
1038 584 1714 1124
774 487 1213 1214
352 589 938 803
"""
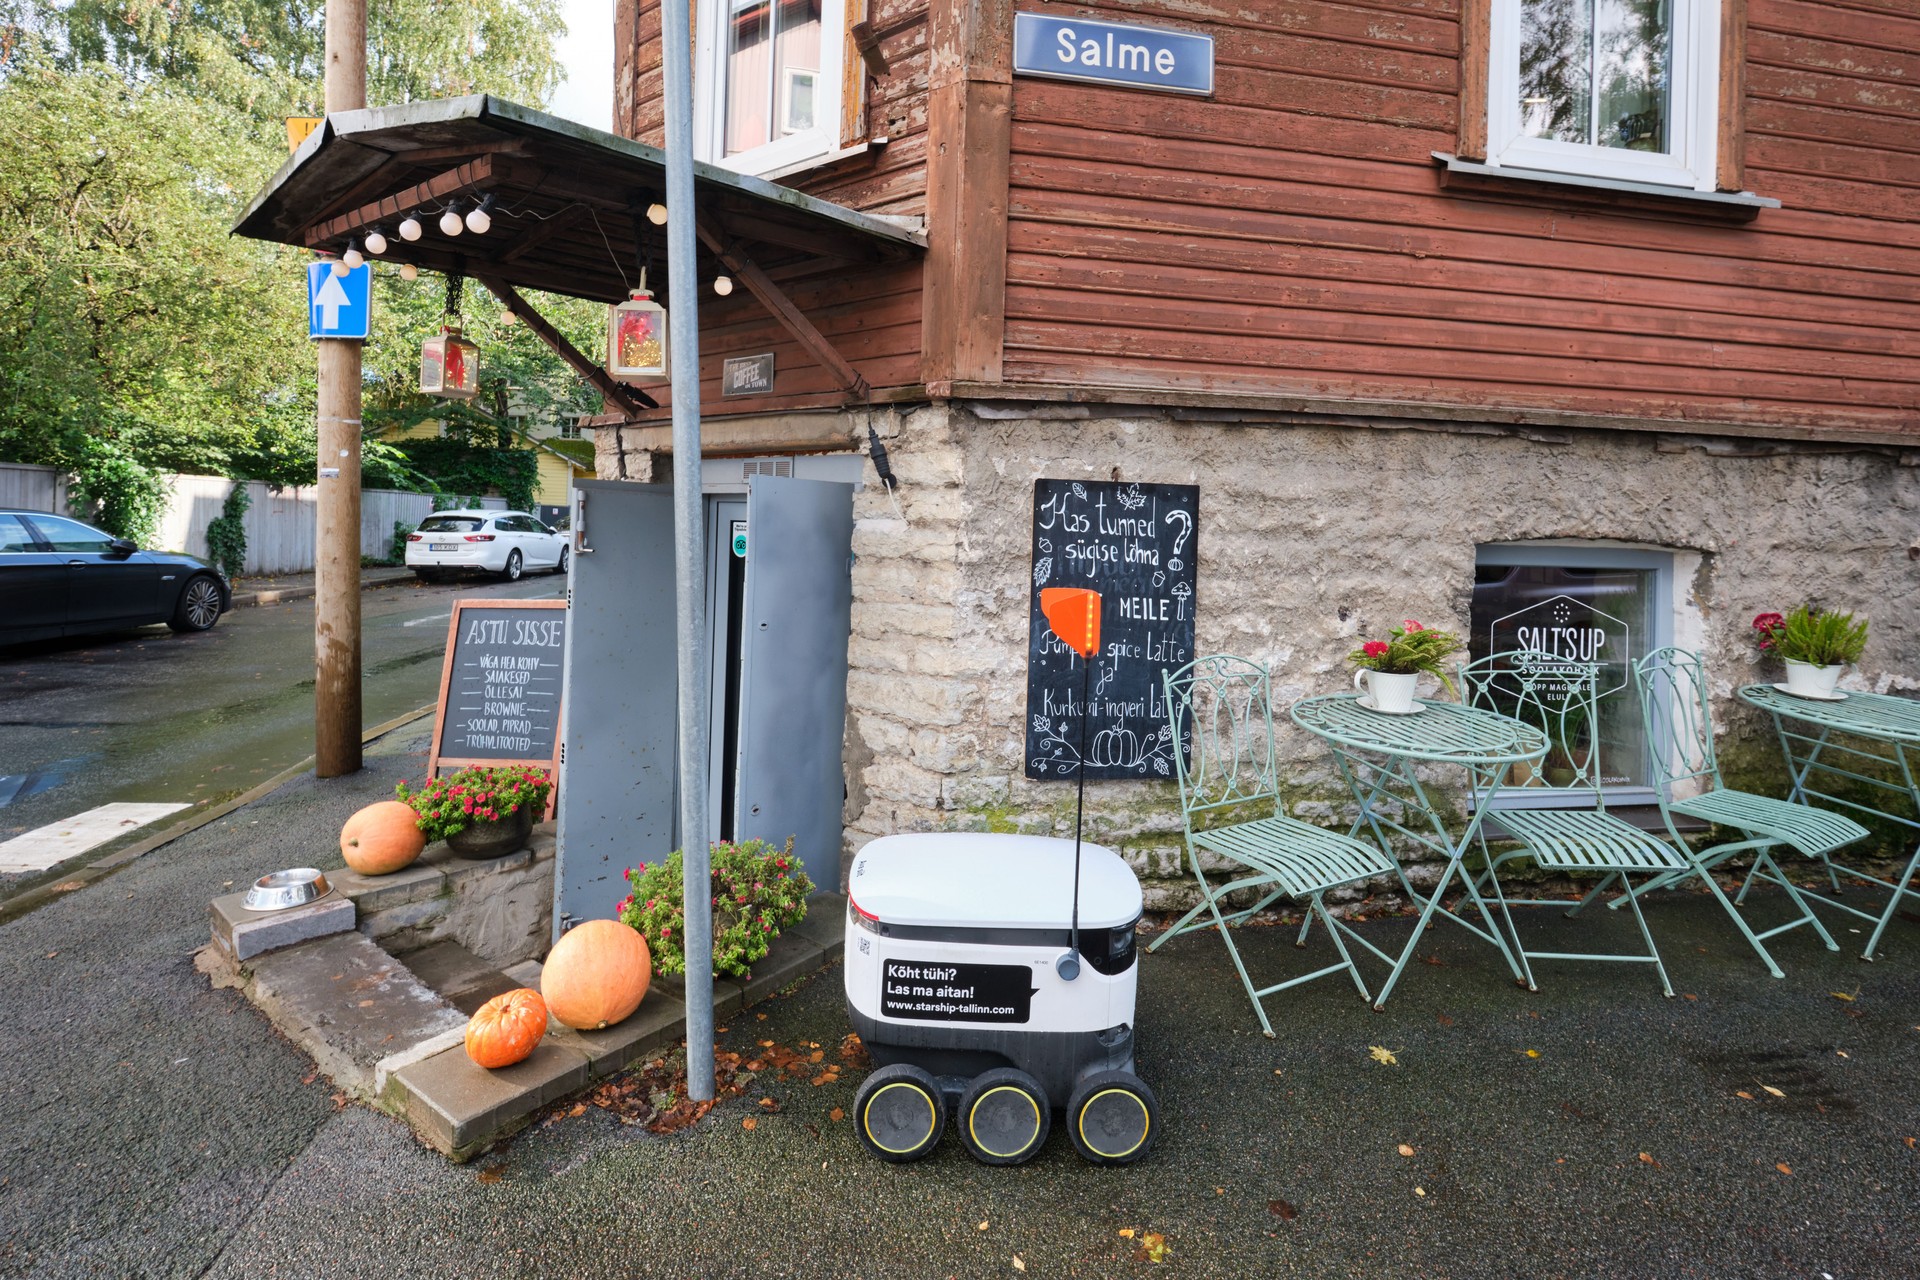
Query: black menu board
1025 479 1199 781
429 599 566 779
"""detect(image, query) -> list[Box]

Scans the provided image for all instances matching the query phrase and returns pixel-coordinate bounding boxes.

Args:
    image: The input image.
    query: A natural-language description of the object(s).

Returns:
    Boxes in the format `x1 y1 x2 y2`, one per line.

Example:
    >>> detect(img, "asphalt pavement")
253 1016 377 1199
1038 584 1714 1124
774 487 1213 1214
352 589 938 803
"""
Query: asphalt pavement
0 571 566 872
0 719 1914 1278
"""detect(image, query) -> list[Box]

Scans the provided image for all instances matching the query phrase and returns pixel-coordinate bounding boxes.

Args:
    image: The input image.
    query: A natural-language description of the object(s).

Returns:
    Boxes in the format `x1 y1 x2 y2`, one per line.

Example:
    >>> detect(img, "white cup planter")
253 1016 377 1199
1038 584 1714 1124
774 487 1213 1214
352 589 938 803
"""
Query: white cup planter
1783 659 1844 699
1354 668 1419 713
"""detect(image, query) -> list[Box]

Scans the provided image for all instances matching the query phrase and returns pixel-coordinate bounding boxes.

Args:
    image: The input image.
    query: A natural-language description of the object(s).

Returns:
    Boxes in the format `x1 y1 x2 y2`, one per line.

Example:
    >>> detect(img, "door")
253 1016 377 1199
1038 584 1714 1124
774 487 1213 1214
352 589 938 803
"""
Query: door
731 476 855 892
553 480 679 937
0 512 66 642
28 514 161 630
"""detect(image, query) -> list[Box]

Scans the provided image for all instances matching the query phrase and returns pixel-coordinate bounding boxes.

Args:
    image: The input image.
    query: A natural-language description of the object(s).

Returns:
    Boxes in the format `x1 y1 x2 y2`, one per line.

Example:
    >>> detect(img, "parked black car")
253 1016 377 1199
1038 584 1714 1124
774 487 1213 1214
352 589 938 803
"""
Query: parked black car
0 508 231 644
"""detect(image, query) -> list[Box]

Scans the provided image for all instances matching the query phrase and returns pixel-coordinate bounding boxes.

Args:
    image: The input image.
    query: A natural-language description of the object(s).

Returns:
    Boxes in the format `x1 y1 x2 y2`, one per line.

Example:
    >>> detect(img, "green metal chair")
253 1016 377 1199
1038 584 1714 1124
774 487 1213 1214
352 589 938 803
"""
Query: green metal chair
1620 647 1864 977
1457 651 1691 996
1151 655 1400 1036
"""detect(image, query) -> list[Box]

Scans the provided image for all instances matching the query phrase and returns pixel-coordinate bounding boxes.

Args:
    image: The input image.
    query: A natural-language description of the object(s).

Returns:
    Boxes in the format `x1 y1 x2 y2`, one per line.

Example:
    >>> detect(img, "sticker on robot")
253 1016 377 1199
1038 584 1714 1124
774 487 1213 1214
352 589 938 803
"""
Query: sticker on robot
880 959 1039 1024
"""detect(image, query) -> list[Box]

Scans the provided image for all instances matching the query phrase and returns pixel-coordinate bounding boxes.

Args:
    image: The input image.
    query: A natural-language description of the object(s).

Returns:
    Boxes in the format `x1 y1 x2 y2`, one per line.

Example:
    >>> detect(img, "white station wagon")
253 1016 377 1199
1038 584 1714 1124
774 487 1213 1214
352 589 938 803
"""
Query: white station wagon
405 510 569 582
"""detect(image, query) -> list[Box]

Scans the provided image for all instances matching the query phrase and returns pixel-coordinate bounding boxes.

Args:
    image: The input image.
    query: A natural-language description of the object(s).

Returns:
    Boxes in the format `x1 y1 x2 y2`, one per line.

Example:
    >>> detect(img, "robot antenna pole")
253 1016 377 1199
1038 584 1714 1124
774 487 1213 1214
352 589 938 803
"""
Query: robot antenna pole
1071 651 1090 964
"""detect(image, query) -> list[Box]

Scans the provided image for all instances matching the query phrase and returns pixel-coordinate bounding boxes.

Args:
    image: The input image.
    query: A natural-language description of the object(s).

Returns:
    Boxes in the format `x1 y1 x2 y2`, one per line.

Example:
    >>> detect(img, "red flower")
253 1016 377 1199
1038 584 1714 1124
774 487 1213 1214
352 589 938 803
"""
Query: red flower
1752 612 1785 632
660 927 671 939
1363 640 1390 659
1402 620 1424 633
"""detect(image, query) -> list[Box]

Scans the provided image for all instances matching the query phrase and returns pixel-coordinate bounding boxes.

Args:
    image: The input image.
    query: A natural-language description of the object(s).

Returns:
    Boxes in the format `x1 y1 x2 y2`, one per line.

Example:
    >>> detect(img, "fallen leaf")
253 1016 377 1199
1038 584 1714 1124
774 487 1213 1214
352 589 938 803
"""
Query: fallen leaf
1837 1050 1849 1059
301 1071 318 1086
1140 1232 1170 1263
567 1102 586 1118
758 1097 780 1112
1272 1068 1283 1076
1830 991 1855 1002
829 1107 844 1122
1419 954 1446 967
1683 993 1698 1001
356 999 374 1008
1397 1143 1415 1157
1268 1199 1297 1220
1903 1137 1915 1149
759 1039 774 1047
1638 1152 1659 1167
1118 1228 1135 1239
1775 1162 1792 1175
1012 1256 1026 1272
716 1026 729 1033
809 1049 825 1063
1762 1086 1786 1098
475 1165 505 1184
1413 1187 1426 1197
1736 1091 1754 1100
1369 1046 1400 1066
1436 1014 1454 1027
45 952 57 959
1525 1049 1541 1058
741 1117 756 1131
756 1013 768 1020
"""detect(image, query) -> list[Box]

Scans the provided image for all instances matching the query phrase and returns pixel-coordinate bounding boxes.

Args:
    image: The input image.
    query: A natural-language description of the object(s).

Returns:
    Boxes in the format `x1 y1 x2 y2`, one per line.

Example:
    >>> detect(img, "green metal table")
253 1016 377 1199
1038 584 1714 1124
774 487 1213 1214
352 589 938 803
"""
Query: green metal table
1736 683 1920 961
1290 693 1549 1009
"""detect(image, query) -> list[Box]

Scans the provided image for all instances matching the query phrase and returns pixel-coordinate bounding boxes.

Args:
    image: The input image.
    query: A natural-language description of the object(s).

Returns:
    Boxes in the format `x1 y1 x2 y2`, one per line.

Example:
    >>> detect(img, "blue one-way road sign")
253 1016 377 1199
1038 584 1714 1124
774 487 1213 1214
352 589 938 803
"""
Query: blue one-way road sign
307 260 371 340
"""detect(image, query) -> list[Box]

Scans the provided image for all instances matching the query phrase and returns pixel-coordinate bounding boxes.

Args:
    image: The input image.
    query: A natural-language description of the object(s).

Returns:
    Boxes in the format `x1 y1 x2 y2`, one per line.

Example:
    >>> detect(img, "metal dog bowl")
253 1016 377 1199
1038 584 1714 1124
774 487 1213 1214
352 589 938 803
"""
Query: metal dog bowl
243 868 332 912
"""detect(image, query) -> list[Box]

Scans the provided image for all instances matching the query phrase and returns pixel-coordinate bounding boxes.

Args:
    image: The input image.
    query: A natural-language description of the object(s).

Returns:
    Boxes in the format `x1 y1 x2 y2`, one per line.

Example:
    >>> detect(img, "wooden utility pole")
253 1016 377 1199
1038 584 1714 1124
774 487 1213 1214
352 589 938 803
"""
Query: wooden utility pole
316 0 367 777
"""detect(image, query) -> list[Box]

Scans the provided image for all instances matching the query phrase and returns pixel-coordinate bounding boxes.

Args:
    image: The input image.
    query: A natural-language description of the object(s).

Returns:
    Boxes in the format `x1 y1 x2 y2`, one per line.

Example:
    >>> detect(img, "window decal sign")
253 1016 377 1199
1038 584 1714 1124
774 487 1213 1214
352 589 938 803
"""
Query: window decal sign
1012 13 1214 97
1489 593 1637 787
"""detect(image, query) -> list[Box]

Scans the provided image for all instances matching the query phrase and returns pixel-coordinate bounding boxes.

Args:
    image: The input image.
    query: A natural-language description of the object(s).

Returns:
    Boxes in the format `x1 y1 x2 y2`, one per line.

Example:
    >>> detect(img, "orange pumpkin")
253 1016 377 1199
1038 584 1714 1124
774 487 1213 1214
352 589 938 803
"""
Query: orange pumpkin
541 919 652 1030
465 988 548 1069
340 800 426 875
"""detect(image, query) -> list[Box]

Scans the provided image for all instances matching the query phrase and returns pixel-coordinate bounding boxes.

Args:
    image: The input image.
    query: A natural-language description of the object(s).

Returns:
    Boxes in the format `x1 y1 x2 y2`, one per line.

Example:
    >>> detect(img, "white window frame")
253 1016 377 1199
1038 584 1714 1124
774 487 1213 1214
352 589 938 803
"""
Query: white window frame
1487 0 1720 191
694 0 846 176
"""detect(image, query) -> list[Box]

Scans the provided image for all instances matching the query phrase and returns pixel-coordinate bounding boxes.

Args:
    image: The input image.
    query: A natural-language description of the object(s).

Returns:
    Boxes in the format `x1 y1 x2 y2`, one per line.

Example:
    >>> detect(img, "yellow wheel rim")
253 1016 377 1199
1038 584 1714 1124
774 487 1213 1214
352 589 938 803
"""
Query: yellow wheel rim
967 1085 1042 1159
1077 1088 1150 1160
863 1081 937 1155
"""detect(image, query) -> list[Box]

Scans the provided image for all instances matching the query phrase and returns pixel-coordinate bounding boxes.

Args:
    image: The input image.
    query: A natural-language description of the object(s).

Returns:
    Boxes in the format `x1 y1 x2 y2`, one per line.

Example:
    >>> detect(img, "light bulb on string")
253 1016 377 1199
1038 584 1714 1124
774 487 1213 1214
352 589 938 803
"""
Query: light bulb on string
398 215 422 242
464 195 494 235
439 203 464 236
329 257 349 278
646 203 668 226
342 238 364 270
399 262 419 281
713 275 733 296
363 228 389 255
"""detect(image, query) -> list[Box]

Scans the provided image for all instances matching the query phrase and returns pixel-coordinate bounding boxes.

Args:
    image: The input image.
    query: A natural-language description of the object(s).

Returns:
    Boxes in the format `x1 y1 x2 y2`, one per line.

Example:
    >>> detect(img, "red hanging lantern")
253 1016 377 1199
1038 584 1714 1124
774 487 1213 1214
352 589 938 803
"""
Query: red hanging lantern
607 288 667 381
420 323 479 399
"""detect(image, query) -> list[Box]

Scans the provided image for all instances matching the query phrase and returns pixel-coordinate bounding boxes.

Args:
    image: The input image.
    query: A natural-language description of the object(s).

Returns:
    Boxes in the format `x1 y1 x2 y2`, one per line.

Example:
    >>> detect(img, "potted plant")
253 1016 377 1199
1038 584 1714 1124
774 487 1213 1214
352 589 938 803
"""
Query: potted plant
396 765 553 858
618 838 814 981
1347 619 1464 713
1752 606 1868 699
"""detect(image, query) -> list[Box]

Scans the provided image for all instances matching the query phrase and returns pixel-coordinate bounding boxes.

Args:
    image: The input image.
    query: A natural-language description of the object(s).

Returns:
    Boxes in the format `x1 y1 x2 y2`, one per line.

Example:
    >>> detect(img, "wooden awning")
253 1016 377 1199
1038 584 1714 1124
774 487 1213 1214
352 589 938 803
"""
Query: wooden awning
235 96 923 411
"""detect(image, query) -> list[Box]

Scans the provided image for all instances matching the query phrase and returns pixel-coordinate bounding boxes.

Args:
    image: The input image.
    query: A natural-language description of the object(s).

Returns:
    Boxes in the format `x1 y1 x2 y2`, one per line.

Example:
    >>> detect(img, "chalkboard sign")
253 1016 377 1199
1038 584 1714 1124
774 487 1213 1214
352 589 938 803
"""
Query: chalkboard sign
1026 479 1198 780
427 599 566 804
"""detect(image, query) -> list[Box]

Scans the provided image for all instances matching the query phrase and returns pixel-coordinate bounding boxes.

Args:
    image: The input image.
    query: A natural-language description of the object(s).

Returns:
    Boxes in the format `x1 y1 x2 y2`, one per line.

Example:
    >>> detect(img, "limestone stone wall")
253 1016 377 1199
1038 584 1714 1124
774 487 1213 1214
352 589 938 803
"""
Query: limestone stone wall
835 402 1920 908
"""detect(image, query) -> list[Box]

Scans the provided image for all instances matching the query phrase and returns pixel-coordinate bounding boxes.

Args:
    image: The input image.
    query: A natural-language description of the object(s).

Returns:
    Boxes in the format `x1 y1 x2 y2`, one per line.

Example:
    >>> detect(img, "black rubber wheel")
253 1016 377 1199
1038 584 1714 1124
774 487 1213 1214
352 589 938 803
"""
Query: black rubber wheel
852 1063 945 1163
555 546 570 575
501 549 523 581
167 575 224 633
1066 1070 1157 1166
957 1069 1050 1166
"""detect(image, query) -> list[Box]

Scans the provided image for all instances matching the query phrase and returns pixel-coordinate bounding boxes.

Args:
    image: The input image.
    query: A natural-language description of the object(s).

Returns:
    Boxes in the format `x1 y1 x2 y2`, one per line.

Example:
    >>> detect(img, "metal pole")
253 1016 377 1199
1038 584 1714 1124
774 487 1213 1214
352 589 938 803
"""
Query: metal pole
316 0 366 778
659 0 714 1101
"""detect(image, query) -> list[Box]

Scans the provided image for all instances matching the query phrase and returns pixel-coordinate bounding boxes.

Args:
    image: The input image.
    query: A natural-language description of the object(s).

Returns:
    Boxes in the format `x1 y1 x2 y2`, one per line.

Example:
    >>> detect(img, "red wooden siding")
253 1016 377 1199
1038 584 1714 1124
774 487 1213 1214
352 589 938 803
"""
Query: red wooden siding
1000 0 1920 440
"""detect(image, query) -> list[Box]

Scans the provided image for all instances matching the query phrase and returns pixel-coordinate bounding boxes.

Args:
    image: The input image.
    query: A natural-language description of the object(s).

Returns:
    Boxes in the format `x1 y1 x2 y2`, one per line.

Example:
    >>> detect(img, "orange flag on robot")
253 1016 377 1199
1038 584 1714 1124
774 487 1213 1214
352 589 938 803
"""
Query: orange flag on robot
1040 587 1101 659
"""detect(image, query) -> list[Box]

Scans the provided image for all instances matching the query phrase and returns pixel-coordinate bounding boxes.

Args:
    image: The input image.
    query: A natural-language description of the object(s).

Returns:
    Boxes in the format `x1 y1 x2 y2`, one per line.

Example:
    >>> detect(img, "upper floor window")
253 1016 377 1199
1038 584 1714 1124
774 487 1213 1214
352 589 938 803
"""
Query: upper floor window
696 0 846 175
1488 0 1720 190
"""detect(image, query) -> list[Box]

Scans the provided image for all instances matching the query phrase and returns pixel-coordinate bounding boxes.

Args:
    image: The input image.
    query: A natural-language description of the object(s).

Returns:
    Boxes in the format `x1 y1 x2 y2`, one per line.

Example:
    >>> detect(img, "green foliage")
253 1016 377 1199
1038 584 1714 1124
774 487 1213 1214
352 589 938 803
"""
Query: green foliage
204 483 252 580
396 765 552 842
392 422 538 513
68 438 170 544
1754 605 1869 667
388 519 411 565
1349 619 1465 698
618 840 814 980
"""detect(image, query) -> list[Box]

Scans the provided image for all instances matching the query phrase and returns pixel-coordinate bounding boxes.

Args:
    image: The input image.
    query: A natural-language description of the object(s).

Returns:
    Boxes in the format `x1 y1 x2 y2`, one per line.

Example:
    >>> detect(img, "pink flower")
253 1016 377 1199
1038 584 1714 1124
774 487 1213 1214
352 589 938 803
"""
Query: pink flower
1752 612 1785 632
646 899 656 910
660 927 671 938
463 799 474 813
1402 620 1425 633
1363 641 1390 659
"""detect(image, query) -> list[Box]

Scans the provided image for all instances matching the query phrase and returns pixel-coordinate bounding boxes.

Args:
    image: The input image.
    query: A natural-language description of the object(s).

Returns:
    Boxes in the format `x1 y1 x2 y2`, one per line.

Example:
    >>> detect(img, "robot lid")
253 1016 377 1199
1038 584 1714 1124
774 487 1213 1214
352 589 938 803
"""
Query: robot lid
848 832 1142 932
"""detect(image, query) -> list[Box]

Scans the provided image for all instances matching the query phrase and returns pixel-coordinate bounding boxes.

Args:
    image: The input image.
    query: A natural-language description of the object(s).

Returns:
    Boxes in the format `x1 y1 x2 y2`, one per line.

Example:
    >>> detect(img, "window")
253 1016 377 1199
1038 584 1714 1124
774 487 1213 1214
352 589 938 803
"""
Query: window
696 0 846 174
557 420 584 441
1469 544 1674 804
0 514 39 553
1487 0 1720 190
31 515 119 554
418 515 484 534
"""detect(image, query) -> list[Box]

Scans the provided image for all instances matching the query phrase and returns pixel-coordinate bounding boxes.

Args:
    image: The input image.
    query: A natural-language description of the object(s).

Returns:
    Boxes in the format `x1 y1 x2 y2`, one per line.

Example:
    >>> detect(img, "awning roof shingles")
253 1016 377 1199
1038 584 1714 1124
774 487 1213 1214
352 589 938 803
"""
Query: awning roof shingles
234 95 924 305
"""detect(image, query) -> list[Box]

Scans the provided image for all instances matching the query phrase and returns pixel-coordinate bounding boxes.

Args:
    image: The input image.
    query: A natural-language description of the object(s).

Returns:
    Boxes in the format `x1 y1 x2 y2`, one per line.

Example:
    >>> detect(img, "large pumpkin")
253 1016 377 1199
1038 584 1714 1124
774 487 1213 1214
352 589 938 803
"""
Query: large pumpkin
340 800 426 875
542 919 652 1030
465 988 548 1069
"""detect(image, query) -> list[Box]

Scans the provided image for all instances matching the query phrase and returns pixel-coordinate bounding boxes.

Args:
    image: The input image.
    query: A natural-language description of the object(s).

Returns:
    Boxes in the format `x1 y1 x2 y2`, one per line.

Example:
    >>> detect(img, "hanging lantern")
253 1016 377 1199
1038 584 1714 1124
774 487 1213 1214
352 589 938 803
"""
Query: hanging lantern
607 287 667 381
420 323 479 399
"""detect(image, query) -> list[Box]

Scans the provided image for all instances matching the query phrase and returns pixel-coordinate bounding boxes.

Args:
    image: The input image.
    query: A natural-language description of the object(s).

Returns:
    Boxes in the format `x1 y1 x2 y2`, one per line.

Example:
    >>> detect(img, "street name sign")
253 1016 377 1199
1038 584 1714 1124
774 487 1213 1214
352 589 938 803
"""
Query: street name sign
306 260 371 341
1012 13 1213 97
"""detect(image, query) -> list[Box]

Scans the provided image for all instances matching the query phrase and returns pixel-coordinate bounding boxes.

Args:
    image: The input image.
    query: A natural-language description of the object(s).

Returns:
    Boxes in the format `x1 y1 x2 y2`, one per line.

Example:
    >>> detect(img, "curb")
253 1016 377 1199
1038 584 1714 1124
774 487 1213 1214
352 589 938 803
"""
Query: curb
230 570 418 609
0 703 437 927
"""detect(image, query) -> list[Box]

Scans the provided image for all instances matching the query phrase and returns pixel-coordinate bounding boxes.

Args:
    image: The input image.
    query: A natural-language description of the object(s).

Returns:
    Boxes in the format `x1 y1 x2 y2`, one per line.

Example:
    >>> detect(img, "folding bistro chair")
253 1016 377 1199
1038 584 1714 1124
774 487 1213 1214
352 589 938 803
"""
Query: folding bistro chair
1622 647 1866 977
1458 651 1692 996
1150 655 1400 1036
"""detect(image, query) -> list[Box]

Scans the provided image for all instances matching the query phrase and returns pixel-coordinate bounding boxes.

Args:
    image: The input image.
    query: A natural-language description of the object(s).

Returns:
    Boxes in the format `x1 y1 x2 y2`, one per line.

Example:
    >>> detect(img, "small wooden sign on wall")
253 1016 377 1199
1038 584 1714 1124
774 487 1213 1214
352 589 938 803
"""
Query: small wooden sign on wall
722 352 776 397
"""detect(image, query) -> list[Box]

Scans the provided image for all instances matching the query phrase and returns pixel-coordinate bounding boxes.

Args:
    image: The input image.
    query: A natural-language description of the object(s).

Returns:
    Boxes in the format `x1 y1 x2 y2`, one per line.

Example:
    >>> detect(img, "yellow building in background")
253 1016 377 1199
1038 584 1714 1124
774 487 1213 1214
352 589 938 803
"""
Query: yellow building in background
375 418 593 524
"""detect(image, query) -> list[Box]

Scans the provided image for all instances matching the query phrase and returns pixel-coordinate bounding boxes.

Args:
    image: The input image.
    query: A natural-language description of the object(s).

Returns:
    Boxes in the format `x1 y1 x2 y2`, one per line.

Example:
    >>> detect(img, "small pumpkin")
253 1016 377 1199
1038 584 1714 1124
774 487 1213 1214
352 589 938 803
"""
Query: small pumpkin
340 800 426 875
465 987 548 1069
542 918 652 1030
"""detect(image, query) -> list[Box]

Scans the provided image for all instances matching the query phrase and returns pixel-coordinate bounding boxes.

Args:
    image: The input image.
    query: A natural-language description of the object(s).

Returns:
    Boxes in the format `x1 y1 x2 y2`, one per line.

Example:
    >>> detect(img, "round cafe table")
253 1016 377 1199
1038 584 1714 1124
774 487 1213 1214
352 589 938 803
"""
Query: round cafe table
1290 692 1549 1009
1736 683 1920 961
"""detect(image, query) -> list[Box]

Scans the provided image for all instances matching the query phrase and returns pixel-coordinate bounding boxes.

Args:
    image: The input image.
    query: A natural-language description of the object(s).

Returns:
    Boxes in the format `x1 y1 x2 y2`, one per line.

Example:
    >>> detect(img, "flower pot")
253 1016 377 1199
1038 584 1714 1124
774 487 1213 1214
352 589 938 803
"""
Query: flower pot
1782 659 1844 699
444 806 535 859
1354 669 1418 714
